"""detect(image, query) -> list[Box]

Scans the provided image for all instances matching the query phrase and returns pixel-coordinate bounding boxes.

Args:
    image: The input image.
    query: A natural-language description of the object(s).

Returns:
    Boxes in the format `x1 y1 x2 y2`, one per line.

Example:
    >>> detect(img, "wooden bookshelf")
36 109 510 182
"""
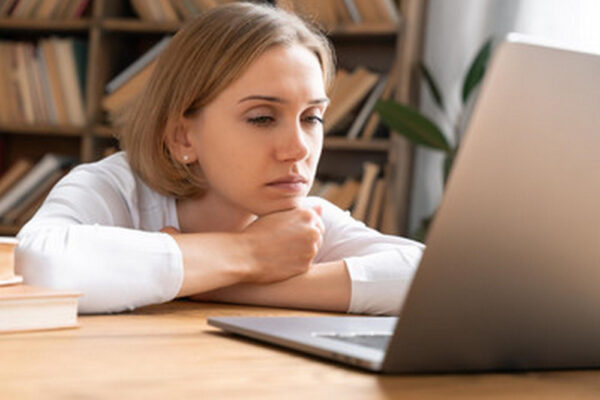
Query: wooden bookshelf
0 0 426 235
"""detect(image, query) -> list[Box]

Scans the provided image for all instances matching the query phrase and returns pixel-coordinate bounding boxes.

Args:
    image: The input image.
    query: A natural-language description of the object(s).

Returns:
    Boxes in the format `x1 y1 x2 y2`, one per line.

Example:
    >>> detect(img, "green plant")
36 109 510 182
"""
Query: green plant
375 39 493 240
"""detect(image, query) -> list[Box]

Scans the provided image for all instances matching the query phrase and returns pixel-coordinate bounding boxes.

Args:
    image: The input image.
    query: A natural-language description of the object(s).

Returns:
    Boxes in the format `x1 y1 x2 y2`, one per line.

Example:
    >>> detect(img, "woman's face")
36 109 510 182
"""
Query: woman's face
185 44 328 216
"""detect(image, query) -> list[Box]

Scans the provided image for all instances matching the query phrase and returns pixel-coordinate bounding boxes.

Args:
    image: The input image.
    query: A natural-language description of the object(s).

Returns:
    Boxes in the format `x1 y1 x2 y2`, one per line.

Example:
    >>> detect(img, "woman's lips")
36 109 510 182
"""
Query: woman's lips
266 176 308 193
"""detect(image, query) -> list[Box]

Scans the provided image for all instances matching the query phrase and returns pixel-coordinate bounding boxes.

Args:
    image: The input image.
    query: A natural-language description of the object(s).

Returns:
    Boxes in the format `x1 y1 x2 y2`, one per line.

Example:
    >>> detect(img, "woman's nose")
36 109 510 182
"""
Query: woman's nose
275 123 310 162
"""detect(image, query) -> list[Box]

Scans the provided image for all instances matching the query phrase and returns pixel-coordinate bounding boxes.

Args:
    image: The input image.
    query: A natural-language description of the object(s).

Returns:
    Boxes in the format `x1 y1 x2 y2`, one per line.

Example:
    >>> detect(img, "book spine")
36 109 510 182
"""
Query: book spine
105 36 171 94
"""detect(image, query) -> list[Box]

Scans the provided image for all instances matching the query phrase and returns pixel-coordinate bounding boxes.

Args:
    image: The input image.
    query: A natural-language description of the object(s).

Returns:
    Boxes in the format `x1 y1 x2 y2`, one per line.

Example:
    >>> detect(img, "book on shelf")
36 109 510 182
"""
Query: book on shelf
105 36 171 94
0 236 19 286
130 0 179 23
0 0 90 18
52 37 86 126
366 178 386 229
351 162 380 222
2 168 66 225
0 38 87 127
329 178 360 210
0 153 75 219
0 284 81 333
324 67 380 135
131 0 234 21
0 158 34 198
276 0 399 30
345 75 388 139
102 60 157 117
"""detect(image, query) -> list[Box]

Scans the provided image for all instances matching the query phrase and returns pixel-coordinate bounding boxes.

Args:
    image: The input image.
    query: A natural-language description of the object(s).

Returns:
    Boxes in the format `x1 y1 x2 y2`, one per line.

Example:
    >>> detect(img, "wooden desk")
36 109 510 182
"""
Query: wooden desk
1 300 600 399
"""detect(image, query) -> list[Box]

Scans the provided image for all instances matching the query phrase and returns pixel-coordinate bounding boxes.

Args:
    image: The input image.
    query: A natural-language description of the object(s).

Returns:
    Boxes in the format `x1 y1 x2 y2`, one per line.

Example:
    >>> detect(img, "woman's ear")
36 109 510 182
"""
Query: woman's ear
165 117 198 164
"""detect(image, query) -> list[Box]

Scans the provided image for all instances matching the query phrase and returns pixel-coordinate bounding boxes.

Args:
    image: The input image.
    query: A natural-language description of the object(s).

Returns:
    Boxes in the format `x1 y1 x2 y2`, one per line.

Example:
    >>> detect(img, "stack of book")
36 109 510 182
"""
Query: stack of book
324 67 389 140
0 38 87 126
0 153 75 227
130 0 236 22
0 237 81 333
276 0 399 31
102 36 171 120
0 0 90 18
311 161 386 229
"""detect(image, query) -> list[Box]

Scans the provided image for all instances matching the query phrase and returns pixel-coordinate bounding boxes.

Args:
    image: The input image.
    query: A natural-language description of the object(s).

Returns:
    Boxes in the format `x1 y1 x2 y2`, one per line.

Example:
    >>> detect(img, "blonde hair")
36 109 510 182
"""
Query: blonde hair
118 2 335 198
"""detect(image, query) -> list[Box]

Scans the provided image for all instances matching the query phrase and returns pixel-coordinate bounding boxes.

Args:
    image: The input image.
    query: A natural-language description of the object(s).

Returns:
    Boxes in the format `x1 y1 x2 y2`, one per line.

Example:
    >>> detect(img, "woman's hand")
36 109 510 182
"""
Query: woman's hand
161 205 324 297
240 205 324 284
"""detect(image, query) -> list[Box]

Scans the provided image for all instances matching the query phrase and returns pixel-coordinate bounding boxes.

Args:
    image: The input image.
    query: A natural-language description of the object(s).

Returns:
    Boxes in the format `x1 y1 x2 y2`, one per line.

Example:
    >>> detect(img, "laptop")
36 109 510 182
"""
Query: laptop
208 34 600 373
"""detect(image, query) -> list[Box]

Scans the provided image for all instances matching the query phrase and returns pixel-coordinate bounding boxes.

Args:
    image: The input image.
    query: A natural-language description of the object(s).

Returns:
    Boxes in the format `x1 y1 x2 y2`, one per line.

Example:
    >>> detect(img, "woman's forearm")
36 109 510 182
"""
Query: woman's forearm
172 232 254 297
189 260 351 312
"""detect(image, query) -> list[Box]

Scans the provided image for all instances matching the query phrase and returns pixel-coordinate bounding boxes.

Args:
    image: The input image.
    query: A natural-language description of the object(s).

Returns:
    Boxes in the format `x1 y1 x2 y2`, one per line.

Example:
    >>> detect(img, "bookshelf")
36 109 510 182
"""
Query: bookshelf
0 0 427 236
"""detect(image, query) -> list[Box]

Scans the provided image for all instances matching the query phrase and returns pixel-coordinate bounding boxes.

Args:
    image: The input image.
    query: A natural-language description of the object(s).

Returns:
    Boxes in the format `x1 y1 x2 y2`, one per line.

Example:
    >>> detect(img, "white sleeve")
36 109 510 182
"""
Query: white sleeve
309 197 425 316
15 167 184 314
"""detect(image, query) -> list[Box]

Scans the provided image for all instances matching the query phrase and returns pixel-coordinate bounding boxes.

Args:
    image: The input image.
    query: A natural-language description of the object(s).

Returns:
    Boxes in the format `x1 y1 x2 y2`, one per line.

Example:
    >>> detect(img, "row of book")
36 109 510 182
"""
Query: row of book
130 0 236 22
0 236 80 333
311 162 387 230
0 154 75 226
128 0 399 29
0 38 87 126
325 67 389 140
276 0 399 30
0 0 90 19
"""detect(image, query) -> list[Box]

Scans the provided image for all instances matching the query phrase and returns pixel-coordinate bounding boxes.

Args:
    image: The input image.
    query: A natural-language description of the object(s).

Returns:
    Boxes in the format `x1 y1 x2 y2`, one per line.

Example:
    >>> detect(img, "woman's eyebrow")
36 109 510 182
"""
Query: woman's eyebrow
238 95 330 105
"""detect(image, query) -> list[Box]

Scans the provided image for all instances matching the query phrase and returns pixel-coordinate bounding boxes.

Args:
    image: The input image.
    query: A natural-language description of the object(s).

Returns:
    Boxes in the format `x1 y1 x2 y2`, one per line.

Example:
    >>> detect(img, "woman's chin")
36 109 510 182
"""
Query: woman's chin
252 196 306 216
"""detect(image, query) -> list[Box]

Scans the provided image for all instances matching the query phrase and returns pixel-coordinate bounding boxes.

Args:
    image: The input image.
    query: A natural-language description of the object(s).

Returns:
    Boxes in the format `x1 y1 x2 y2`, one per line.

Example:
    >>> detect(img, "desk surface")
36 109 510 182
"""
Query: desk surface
2 300 600 399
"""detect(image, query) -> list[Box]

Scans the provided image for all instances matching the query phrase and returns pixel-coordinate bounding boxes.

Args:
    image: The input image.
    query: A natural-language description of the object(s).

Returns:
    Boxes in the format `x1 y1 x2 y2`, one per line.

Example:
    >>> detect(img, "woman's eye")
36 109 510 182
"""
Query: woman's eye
247 116 275 126
303 115 324 125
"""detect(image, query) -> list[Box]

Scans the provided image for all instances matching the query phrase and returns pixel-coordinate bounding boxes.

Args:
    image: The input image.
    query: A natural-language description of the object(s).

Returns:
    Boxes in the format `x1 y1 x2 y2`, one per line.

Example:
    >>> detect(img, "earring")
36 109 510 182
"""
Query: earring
182 155 189 162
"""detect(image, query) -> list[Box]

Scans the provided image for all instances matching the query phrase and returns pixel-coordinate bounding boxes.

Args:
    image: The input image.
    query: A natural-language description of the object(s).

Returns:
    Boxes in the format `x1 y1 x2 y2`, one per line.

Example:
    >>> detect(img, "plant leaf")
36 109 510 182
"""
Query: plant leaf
375 100 451 152
419 63 445 111
461 38 493 104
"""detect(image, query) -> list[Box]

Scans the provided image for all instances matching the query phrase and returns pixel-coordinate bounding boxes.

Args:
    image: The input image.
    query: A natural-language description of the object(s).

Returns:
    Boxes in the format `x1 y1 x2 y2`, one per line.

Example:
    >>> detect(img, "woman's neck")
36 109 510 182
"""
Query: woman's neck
176 192 256 233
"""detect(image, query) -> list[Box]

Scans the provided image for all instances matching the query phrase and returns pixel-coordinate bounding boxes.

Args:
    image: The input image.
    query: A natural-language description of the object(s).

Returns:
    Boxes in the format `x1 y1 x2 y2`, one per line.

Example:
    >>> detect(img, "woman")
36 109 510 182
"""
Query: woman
15 2 424 315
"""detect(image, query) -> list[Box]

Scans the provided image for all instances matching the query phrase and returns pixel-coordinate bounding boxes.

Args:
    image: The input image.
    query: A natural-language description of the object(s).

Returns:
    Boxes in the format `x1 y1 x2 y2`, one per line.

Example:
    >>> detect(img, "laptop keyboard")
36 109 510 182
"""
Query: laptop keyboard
317 333 392 350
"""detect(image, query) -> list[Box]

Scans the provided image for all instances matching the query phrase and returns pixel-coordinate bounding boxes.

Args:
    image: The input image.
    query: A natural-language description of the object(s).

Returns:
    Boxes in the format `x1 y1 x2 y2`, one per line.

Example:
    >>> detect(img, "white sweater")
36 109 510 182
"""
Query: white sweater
16 152 424 315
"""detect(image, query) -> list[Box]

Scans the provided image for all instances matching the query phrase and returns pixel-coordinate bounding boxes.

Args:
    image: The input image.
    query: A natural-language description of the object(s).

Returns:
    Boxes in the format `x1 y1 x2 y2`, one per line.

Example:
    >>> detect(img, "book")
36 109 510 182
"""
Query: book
342 0 361 23
52 38 86 126
319 181 343 203
366 178 386 229
105 36 171 94
0 154 74 218
0 284 81 333
346 75 388 139
352 162 380 221
157 0 179 22
330 178 360 210
372 0 400 25
324 67 379 134
14 188 48 226
39 38 69 125
14 43 35 124
0 236 18 283
2 168 65 224
102 60 157 115
0 158 34 197
35 0 60 18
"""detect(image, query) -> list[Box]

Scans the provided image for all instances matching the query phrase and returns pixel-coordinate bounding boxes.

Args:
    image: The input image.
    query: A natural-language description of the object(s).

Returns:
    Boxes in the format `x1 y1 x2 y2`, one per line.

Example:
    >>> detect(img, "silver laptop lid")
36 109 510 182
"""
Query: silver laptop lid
382 34 600 373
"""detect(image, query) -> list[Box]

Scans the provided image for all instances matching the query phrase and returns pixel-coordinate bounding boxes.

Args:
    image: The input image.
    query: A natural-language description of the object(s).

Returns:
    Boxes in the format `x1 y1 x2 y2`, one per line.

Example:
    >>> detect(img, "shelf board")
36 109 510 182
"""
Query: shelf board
323 137 390 152
0 124 84 137
93 125 117 138
101 18 181 33
0 18 90 32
